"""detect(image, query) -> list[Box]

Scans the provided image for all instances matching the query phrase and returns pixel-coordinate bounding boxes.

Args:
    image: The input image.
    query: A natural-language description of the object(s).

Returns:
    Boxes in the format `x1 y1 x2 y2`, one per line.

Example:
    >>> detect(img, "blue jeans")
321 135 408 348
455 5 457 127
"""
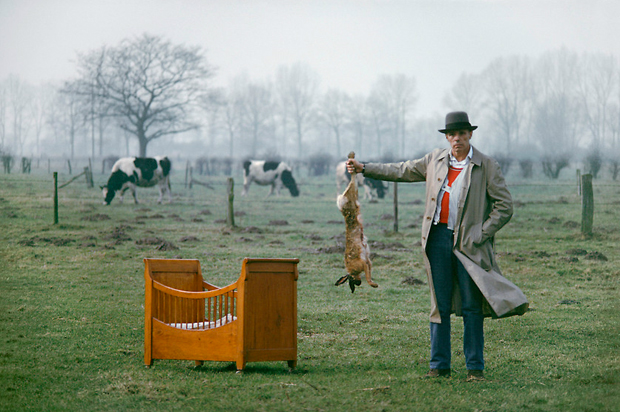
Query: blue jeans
426 224 484 371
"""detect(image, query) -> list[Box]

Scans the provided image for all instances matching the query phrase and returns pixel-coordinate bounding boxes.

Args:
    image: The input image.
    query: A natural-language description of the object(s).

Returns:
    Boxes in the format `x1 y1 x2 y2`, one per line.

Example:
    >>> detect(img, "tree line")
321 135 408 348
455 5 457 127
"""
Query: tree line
1 34 619 179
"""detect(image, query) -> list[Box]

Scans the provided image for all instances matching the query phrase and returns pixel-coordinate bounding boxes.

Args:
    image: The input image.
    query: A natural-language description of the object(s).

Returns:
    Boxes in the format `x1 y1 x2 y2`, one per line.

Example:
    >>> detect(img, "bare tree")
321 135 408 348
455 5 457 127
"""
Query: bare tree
577 52 618 151
368 74 417 156
65 34 214 157
347 94 368 157
238 79 274 158
443 72 485 116
276 63 319 159
7 75 33 156
482 56 534 153
0 82 6 150
319 88 350 157
51 89 84 159
530 50 583 178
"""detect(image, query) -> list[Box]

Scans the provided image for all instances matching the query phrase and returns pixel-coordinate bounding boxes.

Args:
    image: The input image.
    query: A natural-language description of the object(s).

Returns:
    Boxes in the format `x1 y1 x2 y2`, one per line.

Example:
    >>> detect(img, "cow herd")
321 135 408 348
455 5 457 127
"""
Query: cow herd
101 156 387 204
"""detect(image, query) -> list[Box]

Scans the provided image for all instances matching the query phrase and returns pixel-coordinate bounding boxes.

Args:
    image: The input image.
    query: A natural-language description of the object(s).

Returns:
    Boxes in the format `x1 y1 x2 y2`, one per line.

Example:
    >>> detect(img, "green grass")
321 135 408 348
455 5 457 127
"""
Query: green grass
1 169 619 411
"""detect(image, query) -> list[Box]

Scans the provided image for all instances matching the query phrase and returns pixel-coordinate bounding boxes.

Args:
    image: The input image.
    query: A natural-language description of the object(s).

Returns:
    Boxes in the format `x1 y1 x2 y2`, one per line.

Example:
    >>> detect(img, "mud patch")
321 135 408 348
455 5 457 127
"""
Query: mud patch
531 250 551 258
106 226 132 243
316 244 344 254
156 241 179 251
558 299 580 305
81 213 111 221
401 276 425 286
301 220 315 224
25 236 75 246
585 251 608 261
179 236 200 242
566 248 588 256
269 220 289 226
136 237 165 246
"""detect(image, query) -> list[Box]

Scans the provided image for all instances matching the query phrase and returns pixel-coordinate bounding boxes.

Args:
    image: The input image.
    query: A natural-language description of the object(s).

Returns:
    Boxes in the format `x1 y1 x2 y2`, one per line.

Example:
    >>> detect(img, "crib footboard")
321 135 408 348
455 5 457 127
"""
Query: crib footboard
144 258 239 366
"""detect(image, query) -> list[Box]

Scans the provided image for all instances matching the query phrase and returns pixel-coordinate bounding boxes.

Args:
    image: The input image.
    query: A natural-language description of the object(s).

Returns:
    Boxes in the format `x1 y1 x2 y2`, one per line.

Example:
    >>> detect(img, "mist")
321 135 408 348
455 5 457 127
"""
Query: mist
1 0 619 175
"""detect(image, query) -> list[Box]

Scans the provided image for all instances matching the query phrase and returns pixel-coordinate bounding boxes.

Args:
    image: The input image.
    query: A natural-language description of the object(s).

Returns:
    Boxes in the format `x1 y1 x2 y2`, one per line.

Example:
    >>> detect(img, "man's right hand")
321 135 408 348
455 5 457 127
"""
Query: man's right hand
346 159 363 174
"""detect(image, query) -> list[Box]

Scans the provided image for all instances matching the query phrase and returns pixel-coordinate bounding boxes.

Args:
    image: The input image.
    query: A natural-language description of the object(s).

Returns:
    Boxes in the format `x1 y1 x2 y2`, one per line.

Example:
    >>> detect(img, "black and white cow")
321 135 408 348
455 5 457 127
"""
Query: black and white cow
101 156 172 205
336 161 387 200
241 160 299 197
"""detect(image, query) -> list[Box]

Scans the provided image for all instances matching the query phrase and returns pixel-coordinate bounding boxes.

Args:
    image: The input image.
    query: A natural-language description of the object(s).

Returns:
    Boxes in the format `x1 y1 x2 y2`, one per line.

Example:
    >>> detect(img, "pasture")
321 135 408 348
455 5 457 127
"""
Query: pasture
1 166 619 411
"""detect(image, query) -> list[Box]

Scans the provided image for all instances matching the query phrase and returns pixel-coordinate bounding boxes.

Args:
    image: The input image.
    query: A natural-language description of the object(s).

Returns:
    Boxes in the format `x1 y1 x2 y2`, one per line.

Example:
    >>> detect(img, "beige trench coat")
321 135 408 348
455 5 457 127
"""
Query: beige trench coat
364 146 528 323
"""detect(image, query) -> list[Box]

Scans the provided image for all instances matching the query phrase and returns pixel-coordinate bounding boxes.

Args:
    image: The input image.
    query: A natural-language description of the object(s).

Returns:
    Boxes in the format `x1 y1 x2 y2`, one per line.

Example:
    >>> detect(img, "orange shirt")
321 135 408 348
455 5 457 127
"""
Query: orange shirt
439 166 463 224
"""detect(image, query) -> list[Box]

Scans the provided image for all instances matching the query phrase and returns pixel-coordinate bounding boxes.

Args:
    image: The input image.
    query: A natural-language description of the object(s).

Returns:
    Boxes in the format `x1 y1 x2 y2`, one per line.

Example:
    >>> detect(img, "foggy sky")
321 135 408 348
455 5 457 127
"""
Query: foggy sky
1 0 619 118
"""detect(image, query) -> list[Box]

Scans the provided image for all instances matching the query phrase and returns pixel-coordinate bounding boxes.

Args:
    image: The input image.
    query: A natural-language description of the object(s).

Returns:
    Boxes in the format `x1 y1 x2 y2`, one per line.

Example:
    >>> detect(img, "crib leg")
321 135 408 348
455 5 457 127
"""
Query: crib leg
236 360 246 372
195 360 204 367
287 360 297 369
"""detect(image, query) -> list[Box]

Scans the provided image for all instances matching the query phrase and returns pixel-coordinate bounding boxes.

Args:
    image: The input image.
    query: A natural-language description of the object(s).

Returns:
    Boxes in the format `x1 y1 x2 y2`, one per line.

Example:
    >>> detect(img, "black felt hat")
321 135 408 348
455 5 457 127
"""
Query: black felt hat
438 111 478 133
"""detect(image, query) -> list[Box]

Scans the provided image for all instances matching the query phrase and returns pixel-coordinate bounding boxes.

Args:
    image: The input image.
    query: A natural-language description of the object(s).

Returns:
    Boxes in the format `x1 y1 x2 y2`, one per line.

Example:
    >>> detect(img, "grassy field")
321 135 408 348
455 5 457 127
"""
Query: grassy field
1 166 619 411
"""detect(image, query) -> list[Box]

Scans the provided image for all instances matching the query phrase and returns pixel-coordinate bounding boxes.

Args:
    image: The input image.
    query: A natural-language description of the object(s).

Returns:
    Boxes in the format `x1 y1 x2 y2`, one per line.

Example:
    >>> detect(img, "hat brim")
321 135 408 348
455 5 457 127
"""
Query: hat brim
438 125 478 134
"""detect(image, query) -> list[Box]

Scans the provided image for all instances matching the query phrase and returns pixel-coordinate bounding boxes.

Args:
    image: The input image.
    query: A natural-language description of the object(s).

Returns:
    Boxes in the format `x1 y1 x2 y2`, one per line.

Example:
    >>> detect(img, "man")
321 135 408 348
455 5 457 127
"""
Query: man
347 111 528 382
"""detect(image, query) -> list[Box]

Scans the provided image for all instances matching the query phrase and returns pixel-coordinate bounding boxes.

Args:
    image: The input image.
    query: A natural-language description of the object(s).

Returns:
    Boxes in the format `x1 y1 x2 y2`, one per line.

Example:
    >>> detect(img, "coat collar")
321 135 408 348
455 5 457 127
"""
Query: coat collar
439 145 482 166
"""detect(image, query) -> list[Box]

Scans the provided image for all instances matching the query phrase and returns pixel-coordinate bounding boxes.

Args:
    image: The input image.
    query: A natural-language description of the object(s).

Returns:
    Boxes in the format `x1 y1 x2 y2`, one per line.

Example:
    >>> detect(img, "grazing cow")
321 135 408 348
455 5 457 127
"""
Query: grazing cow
336 153 378 292
101 156 172 205
241 160 299 197
335 161 387 200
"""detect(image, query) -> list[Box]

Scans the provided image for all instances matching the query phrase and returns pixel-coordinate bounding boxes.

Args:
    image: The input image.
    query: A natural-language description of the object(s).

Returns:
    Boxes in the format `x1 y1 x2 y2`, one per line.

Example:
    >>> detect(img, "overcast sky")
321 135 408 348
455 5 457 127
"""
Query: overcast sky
1 0 619 118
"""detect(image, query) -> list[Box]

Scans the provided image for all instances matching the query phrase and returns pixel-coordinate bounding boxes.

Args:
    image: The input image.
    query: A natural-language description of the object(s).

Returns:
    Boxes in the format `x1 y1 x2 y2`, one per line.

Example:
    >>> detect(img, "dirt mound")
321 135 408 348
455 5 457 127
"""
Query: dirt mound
81 213 110 221
401 276 425 286
585 251 608 261
156 241 179 251
179 236 200 242
563 221 579 228
136 237 165 245
106 226 132 242
269 220 289 226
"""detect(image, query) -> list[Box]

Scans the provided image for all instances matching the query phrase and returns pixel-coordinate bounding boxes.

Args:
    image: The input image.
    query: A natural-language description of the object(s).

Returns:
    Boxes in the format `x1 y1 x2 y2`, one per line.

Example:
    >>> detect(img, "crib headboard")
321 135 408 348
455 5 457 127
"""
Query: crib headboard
237 258 299 368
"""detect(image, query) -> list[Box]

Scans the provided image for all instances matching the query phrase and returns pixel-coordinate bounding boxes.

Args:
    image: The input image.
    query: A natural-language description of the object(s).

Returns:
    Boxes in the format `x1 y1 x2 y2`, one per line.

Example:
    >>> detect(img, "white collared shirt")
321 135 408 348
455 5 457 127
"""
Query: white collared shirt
433 146 473 229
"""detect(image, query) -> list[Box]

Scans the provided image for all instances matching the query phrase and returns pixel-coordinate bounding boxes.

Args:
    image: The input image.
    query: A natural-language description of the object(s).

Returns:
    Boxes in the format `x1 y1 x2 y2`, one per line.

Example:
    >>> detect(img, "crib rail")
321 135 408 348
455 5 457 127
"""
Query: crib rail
151 280 237 330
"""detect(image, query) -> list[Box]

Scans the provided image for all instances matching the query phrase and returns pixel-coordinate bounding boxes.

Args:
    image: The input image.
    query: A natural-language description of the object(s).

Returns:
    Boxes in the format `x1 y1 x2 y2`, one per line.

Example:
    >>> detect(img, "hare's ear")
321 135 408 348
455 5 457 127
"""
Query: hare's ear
335 275 349 286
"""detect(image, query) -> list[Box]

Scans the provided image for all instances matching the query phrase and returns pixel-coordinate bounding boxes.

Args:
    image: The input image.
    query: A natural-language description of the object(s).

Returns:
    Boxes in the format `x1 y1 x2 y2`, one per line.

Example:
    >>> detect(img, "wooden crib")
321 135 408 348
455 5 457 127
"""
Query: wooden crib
144 257 299 371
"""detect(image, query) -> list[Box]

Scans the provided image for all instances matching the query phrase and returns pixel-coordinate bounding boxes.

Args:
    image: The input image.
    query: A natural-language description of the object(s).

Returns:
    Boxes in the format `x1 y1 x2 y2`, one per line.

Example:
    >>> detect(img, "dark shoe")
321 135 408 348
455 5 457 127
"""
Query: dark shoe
466 370 485 382
421 368 451 379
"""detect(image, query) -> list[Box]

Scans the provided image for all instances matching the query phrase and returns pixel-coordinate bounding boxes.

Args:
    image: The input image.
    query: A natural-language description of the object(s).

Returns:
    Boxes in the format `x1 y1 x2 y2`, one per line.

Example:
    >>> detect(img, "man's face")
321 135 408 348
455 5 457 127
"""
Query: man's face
445 129 472 158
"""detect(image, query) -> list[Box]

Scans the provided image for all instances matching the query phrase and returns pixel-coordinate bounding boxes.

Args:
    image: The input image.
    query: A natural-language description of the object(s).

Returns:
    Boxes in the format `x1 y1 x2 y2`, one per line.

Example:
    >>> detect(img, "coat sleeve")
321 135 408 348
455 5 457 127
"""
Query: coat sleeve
363 151 435 183
480 159 513 242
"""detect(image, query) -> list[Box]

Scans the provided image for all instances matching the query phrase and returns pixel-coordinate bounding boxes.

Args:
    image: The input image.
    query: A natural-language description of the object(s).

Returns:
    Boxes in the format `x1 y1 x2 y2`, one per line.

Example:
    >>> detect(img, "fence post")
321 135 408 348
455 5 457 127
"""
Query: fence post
576 169 581 196
53 172 59 225
185 161 190 189
83 167 92 188
226 177 235 228
393 181 399 232
581 174 593 237
67 159 72 175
